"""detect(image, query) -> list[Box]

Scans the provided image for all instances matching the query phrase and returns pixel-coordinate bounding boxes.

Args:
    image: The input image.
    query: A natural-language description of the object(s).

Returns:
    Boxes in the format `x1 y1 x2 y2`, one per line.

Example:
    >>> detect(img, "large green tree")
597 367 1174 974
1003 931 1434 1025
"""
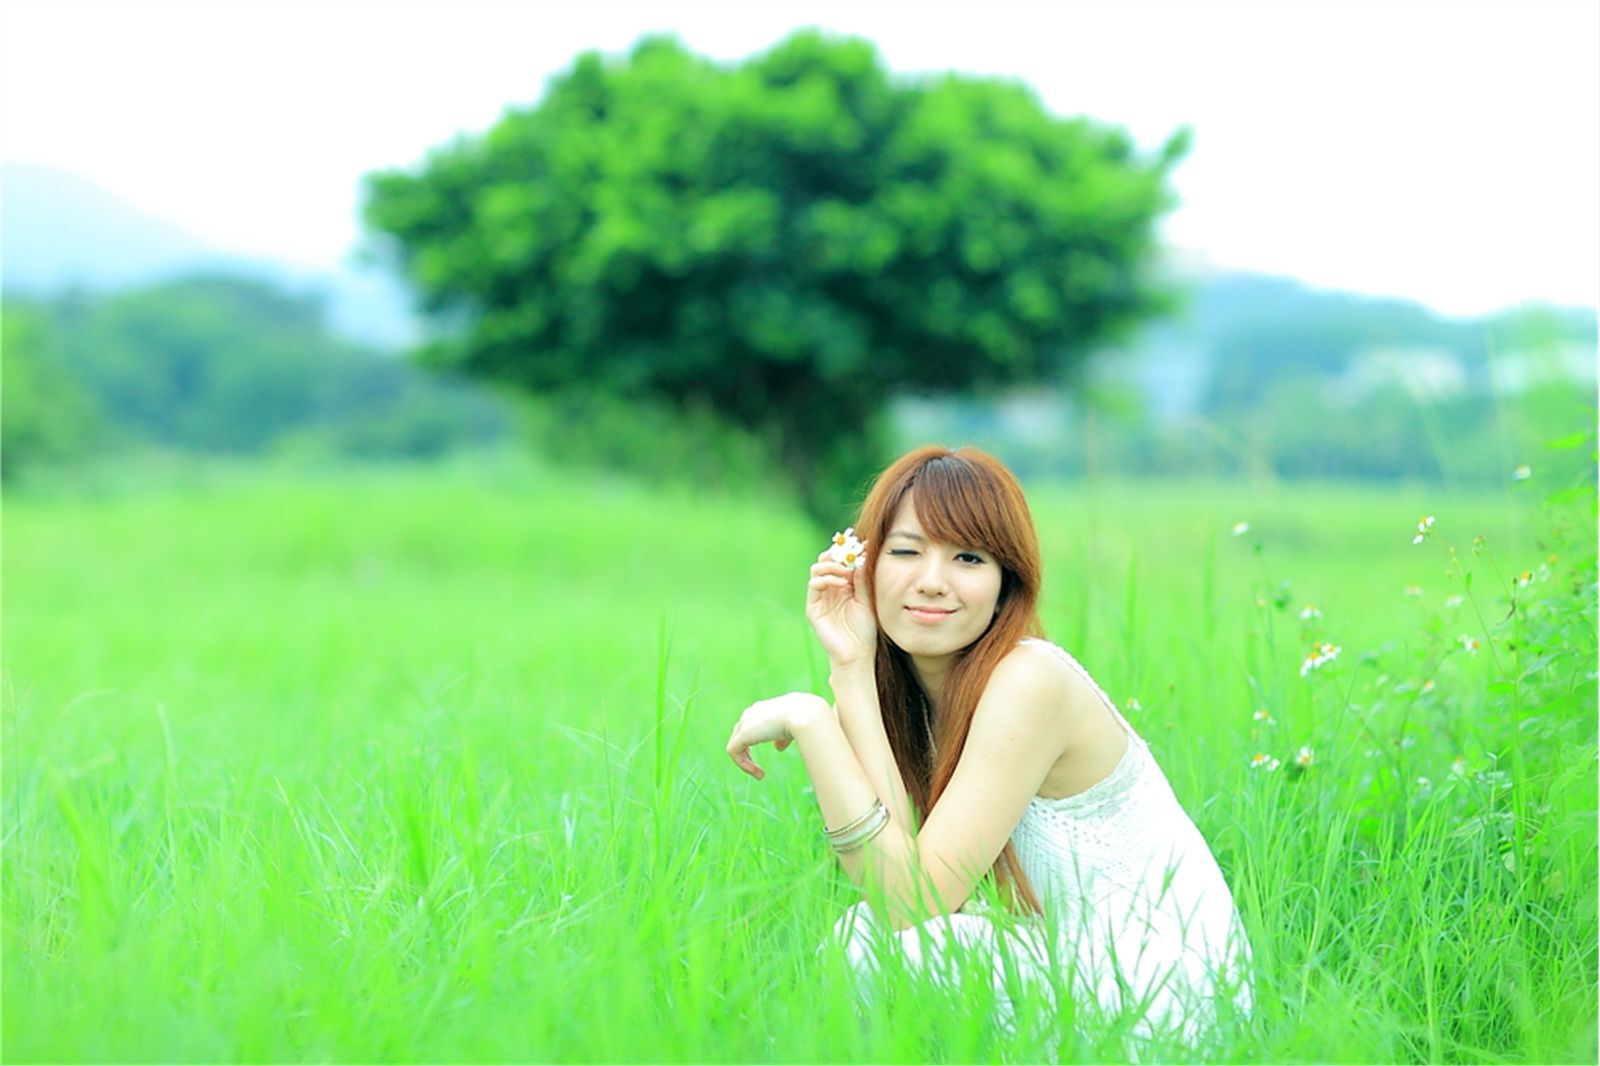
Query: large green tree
363 31 1188 518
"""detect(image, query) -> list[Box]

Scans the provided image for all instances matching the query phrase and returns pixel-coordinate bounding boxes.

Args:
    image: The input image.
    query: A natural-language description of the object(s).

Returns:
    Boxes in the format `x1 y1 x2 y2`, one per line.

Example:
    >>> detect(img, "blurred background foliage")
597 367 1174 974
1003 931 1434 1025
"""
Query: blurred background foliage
360 31 1189 519
2 30 1595 511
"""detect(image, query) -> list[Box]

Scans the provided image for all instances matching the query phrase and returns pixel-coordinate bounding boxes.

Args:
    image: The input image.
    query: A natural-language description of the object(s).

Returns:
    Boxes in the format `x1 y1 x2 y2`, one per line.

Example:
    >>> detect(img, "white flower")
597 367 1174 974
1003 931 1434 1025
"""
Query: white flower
1125 697 1142 712
1252 710 1276 725
1444 595 1464 609
1459 635 1481 655
1249 753 1281 772
1515 571 1533 588
1231 521 1250 537
1450 756 1468 777
827 527 866 569
1300 641 1342 676
1293 745 1315 769
1403 585 1423 597
1416 776 1433 792
1513 464 1532 481
1412 515 1436 545
1420 678 1436 694
1300 604 1322 620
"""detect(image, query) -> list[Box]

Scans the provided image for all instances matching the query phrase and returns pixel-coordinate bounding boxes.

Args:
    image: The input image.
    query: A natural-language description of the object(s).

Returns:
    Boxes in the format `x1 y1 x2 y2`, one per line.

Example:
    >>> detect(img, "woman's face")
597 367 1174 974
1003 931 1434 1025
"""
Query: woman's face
872 492 1004 660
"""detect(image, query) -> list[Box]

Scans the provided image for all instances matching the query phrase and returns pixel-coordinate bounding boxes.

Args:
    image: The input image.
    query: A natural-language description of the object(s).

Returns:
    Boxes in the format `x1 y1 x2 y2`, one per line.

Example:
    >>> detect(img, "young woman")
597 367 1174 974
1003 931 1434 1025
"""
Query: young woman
725 444 1253 1041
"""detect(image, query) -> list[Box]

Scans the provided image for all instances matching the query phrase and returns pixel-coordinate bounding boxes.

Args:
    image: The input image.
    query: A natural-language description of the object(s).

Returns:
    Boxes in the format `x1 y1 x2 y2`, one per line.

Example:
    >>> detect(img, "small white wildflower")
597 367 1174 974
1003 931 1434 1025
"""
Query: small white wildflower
1403 585 1423 597
1444 595 1464 609
1479 769 1512 790
1416 776 1432 792
1515 571 1533 588
1512 464 1532 481
1459 635 1482 655
827 527 867 569
1294 745 1315 769
1450 756 1468 777
1420 678 1436 694
1300 641 1342 676
1396 735 1417 749
1252 710 1276 725
1412 515 1436 545
1300 604 1322 620
1125 697 1142 712
1249 753 1281 772
1231 521 1250 537
1536 564 1552 582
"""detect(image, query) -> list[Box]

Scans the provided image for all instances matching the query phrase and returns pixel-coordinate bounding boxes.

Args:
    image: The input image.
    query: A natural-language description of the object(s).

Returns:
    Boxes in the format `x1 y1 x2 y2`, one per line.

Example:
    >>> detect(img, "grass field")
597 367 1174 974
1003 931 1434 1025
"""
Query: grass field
3 453 1596 1063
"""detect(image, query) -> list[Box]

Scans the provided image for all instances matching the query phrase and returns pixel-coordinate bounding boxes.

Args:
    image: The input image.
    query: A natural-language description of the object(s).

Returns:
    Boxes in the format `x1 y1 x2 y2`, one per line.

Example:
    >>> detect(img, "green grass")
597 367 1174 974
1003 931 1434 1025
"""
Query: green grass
3 454 1596 1062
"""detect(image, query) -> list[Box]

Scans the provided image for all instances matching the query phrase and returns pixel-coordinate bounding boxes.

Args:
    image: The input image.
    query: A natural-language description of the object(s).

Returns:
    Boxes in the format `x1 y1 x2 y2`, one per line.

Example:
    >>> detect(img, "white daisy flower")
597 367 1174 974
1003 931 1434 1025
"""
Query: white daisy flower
1412 515 1436 545
1249 753 1281 772
1403 585 1423 597
1231 521 1250 537
827 527 866 569
1459 635 1481 655
1450 756 1468 777
1300 604 1322 620
1125 697 1142 712
1513 464 1532 481
1300 641 1342 676
1293 745 1315 769
1515 571 1533 588
1252 710 1276 725
1444 595 1464 609
1420 678 1436 694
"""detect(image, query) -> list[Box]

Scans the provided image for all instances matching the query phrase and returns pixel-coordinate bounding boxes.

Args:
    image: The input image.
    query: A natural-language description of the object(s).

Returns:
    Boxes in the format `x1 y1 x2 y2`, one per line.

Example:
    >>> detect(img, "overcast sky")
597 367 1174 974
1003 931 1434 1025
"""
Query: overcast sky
2 0 1596 318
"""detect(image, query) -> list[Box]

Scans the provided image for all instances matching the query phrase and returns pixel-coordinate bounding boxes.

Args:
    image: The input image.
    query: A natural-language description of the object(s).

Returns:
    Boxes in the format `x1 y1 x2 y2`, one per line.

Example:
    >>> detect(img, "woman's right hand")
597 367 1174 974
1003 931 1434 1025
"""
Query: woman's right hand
806 549 877 669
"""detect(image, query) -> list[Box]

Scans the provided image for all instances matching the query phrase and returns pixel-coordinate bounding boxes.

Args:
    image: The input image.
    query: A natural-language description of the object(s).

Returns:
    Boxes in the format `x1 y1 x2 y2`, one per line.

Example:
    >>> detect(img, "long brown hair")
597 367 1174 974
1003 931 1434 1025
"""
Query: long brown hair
854 444 1046 913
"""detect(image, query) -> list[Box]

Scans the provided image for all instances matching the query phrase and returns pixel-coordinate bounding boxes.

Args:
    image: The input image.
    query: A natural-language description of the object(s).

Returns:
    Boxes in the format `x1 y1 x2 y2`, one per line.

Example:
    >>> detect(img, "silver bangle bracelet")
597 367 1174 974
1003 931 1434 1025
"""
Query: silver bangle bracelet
824 799 885 841
828 802 890 853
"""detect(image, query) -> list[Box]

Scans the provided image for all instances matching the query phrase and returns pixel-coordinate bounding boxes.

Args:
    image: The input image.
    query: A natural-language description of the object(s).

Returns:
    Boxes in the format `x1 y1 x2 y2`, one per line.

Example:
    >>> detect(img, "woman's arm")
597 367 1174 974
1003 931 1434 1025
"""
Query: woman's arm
731 644 1072 930
826 660 919 850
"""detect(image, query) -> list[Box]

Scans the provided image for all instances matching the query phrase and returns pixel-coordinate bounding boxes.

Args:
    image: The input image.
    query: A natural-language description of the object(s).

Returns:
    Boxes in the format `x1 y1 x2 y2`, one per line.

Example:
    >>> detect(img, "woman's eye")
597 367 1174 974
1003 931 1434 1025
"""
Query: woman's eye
887 549 918 557
957 552 985 564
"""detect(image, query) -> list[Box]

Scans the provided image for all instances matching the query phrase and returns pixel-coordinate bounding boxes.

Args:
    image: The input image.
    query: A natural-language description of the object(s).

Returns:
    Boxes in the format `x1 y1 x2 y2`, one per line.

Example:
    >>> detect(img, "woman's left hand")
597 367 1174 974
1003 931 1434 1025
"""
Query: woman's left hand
726 692 830 779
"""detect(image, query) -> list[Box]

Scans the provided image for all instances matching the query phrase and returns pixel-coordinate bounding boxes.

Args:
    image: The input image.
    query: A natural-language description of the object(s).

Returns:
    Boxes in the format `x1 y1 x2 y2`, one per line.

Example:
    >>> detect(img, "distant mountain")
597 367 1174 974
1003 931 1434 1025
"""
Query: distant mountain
1 162 419 348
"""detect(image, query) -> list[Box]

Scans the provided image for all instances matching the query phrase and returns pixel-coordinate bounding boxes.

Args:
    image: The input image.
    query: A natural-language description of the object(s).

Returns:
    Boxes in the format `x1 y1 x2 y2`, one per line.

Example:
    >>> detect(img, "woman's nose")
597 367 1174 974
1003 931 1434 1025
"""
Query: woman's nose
914 557 949 594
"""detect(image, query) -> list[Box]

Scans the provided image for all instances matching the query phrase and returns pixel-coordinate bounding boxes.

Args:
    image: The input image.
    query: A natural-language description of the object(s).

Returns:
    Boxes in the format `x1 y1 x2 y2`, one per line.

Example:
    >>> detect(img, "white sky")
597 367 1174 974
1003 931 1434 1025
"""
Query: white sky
2 0 1596 318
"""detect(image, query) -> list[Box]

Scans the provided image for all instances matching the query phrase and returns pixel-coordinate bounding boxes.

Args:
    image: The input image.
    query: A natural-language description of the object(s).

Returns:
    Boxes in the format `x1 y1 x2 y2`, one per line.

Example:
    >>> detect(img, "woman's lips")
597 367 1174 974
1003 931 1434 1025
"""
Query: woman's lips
906 606 956 623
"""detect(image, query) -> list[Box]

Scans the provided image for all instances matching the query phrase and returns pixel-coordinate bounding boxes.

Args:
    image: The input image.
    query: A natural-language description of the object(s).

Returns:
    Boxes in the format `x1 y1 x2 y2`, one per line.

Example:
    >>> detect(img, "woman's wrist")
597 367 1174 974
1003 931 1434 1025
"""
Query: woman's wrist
829 658 876 689
788 694 839 742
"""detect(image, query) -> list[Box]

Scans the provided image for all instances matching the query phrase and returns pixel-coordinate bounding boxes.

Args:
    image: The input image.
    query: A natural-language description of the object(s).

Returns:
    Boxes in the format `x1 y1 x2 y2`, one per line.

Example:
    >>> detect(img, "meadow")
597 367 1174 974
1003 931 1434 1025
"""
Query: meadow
3 453 1595 1063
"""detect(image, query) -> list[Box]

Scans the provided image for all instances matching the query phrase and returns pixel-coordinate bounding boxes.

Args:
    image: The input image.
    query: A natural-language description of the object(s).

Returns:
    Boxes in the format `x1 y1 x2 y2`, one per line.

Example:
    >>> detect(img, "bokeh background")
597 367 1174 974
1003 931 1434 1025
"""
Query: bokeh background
3 2 1598 1062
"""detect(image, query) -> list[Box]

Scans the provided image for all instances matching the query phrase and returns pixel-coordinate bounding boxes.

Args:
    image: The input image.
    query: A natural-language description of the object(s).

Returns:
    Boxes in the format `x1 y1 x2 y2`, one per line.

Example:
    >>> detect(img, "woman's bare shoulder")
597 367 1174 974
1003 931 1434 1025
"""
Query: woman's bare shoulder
1000 638 1116 721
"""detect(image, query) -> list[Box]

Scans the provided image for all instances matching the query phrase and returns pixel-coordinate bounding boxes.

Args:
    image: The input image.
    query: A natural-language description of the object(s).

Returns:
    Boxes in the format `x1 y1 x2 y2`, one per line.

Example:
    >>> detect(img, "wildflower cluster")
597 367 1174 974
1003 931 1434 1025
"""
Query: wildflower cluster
1300 641 1341 676
1249 752 1281 772
827 528 866 569
1411 515 1436 545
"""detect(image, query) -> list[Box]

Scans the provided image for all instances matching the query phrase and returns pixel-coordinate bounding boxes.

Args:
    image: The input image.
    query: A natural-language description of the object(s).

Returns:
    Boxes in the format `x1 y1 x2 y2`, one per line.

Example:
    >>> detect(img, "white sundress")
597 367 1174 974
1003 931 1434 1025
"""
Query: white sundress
830 638 1254 1044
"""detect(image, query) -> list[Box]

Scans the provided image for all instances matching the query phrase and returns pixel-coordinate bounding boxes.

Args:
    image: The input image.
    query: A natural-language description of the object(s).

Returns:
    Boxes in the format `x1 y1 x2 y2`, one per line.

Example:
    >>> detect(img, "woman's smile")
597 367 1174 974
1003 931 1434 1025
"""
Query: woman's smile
906 606 957 623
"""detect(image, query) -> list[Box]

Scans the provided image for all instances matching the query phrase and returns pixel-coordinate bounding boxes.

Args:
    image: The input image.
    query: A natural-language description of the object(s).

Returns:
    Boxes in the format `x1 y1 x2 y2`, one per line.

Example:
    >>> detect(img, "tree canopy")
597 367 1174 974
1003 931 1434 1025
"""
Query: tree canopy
362 30 1188 518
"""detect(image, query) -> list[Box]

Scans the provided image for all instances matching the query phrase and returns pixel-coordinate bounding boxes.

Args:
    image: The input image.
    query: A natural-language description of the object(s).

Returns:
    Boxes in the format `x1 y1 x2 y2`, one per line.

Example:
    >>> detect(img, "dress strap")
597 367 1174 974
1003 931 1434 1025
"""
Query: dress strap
1018 637 1142 742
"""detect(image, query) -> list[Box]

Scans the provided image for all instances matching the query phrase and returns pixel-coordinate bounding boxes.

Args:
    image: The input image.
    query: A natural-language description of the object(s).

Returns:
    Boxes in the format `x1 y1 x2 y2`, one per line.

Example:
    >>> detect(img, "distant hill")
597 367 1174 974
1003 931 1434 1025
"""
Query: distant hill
4 161 1593 397
1 162 419 348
